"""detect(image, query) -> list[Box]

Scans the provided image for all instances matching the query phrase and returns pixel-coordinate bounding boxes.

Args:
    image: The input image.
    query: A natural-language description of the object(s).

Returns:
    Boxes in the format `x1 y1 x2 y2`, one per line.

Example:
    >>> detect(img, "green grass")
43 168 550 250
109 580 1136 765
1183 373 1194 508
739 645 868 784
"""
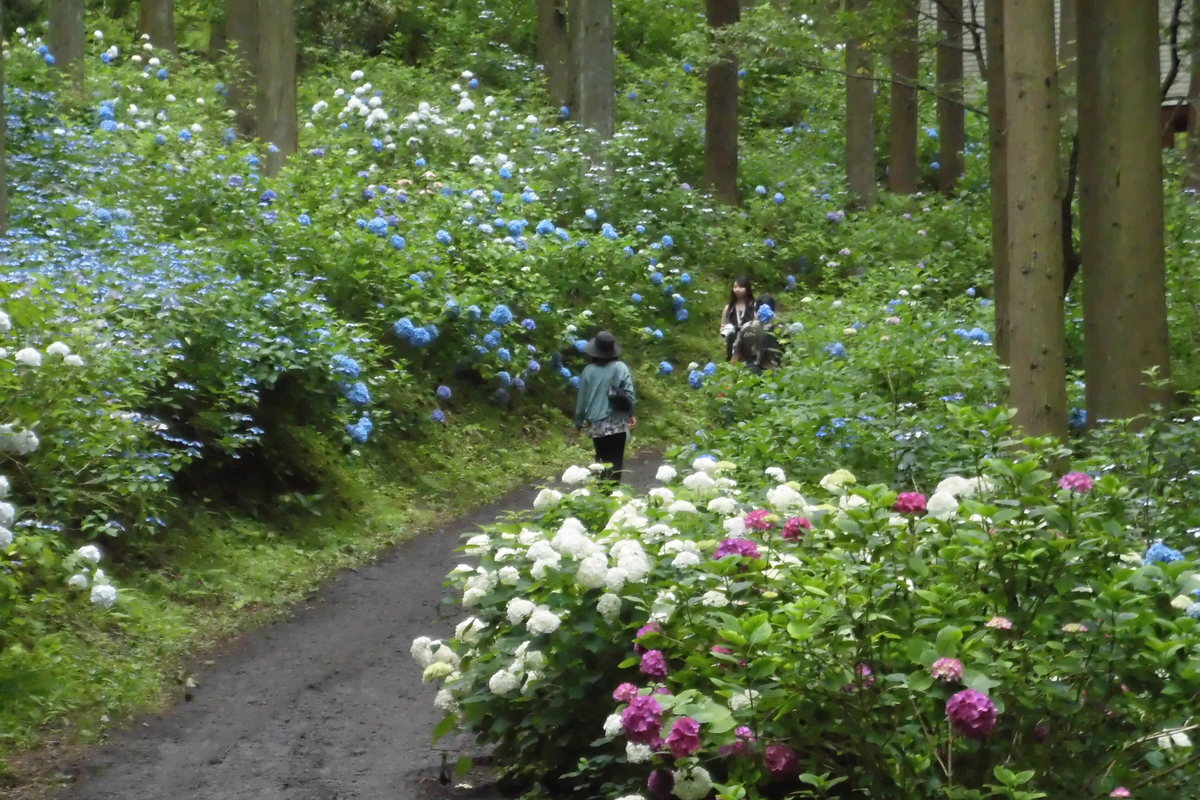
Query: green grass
0 363 707 797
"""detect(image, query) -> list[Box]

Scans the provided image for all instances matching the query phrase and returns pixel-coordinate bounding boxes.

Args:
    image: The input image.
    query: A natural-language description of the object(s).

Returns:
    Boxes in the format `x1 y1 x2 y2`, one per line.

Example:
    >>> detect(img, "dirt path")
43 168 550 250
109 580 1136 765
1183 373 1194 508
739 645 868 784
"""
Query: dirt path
56 452 661 800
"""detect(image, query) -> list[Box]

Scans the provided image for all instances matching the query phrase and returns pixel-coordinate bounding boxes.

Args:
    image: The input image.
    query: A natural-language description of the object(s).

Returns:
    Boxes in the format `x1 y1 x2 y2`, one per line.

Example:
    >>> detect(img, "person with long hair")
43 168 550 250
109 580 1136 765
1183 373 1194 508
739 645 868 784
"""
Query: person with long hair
573 331 637 485
719 276 755 361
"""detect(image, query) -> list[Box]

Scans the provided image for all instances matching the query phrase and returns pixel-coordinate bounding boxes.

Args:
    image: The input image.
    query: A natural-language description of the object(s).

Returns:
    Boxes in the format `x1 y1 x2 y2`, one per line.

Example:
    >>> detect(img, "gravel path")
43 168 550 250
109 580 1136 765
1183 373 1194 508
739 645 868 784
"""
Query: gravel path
57 452 661 800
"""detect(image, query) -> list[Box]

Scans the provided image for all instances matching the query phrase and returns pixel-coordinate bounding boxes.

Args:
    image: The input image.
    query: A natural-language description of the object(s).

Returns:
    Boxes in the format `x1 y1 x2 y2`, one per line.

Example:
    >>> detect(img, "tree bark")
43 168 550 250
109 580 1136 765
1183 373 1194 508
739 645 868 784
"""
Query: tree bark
1078 0 1171 423
985 0 1009 364
256 0 298 177
49 0 86 89
570 0 615 140
1186 0 1200 190
536 0 573 111
702 0 740 205
1003 0 1066 439
888 2 919 194
937 0 965 193
226 0 258 138
1058 0 1077 96
0 0 8 237
844 0 876 207
138 0 176 52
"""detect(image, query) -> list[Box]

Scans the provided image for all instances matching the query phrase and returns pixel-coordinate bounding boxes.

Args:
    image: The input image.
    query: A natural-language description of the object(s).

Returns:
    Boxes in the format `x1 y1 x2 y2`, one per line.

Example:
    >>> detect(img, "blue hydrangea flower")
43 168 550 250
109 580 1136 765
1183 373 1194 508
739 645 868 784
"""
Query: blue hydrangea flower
786 275 797 288
528 359 541 372
1185 602 1200 619
436 385 452 400
497 347 511 362
688 370 704 389
554 227 570 241
371 138 383 152
410 327 433 347
827 210 845 224
331 355 361 378
536 219 555 235
99 119 118 132
680 273 692 286
415 157 427 167
521 318 537 331
436 229 452 245
601 223 618 239
773 192 785 204
682 62 694 74
585 208 598 221
259 189 276 204
676 309 689 322
298 213 312 226
468 77 479 89
483 329 502 349
497 370 513 386
489 304 514 326
757 304 775 323
650 271 664 286
157 67 169 80
155 133 167 145
498 166 513 179
391 234 406 250
661 234 674 247
393 317 416 341
825 342 847 358
631 292 643 303
444 298 460 318
178 129 192 142
346 414 373 443
672 294 687 310
1069 408 1088 429
702 362 717 376
570 376 580 389
659 361 673 375
43 53 56 66
1143 541 1185 566
560 105 569 119
521 189 538 203
755 185 767 195
366 217 389 237
343 381 371 405
966 287 977 298
926 126 939 140
559 366 571 379
931 161 941 171
466 305 482 321
431 409 446 424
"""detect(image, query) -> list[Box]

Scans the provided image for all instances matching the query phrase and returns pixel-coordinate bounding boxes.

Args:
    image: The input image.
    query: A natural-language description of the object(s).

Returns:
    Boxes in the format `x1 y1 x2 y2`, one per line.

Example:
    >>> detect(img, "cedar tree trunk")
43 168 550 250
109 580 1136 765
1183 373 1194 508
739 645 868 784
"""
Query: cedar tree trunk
702 0 740 205
256 0 298 176
985 0 1009 364
138 0 176 52
49 0 86 88
537 0 574 111
937 0 965 192
888 2 919 194
845 0 876 207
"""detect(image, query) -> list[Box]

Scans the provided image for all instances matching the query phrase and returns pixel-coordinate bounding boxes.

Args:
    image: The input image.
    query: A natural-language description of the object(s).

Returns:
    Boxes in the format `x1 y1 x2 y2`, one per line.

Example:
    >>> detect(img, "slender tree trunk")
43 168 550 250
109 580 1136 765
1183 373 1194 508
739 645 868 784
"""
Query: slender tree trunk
1003 0 1066 439
844 0 876 207
888 2 919 194
226 0 258 138
256 0 297 177
0 0 8 237
1078 0 1171 423
703 0 740 205
1058 0 1077 95
571 0 615 139
536 0 574 110
138 0 176 52
49 0 86 89
937 0 965 192
1186 0 1200 190
985 0 1009 364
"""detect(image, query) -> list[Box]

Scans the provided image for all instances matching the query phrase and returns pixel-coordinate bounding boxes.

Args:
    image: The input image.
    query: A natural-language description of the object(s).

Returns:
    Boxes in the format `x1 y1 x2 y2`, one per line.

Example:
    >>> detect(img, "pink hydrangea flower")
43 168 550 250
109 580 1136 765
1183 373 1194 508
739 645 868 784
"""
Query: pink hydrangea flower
665 716 702 758
930 657 965 682
1109 788 1131 798
782 516 812 540
843 663 875 692
714 538 761 560
612 682 639 703
764 743 800 778
893 492 927 514
621 694 664 743
744 509 776 530
1058 471 1094 494
634 621 663 654
720 725 757 757
946 688 998 739
640 649 669 679
986 616 1013 630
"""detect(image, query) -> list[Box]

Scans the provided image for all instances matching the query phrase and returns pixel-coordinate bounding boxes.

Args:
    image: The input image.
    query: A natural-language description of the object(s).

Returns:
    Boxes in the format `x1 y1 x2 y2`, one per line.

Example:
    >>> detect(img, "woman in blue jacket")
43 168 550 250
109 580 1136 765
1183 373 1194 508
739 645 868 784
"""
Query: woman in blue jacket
574 331 637 485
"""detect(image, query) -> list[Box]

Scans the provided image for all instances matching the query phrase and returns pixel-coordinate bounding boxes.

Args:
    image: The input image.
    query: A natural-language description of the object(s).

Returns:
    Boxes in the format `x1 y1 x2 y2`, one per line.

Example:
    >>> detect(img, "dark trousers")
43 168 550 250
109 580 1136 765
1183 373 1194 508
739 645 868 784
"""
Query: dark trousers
592 432 627 485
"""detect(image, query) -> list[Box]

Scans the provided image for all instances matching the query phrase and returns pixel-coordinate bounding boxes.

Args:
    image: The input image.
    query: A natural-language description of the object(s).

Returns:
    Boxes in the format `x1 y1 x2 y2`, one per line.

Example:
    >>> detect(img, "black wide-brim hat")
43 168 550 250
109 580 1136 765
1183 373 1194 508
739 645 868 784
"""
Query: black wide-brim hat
584 330 621 358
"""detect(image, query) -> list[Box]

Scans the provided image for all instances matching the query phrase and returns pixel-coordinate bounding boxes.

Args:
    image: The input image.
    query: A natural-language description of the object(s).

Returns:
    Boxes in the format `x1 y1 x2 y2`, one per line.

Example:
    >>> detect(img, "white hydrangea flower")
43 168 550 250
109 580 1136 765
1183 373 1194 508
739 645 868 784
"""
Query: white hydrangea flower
518 527 543 546
0 310 10 331
488 668 520 696
527 607 562 635
562 465 591 484
655 464 678 483
0 526 12 549
576 553 609 589
0 500 14 528
506 597 536 624
350 69 365 81
90 584 118 608
526 539 559 563
75 544 102 562
701 590 729 608
46 341 70 357
671 551 701 568
597 592 622 622
666 500 698 514
672 766 714 800
624 743 653 764
521 670 542 696
603 712 623 737
820 469 857 492
422 662 454 682
1157 731 1192 749
607 500 650 530
553 518 600 558
767 483 805 510
927 491 959 520
648 486 675 504
454 616 486 644
729 689 760 711
64 354 86 367
682 471 717 495
642 523 676 542
463 533 491 555
533 488 562 509
605 567 629 593
0 475 8 498
838 494 867 510
462 587 486 606
707 496 738 515
764 466 787 482
723 516 747 537
14 347 42 367
434 687 459 713
67 572 88 588
691 456 718 473
935 475 972 497
410 636 436 667
498 565 520 585
431 643 459 667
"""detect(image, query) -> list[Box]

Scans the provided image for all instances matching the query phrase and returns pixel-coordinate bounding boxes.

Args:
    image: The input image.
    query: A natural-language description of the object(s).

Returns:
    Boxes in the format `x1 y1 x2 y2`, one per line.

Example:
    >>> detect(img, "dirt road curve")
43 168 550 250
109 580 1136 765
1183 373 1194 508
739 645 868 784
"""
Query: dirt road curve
58 453 660 800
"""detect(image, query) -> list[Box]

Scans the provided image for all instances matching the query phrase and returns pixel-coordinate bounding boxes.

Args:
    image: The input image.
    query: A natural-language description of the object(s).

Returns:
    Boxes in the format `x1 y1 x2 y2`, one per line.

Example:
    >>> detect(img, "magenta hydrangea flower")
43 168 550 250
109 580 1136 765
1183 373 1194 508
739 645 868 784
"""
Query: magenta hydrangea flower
612 682 639 703
764 743 801 778
640 649 669 679
1109 788 1131 798
621 694 664 743
665 716 702 758
1058 471 1094 494
720 725 757 757
634 621 663 654
647 768 674 799
893 492 927 514
782 516 811 540
744 508 776 530
714 538 761 560
930 657 965 682
946 688 998 739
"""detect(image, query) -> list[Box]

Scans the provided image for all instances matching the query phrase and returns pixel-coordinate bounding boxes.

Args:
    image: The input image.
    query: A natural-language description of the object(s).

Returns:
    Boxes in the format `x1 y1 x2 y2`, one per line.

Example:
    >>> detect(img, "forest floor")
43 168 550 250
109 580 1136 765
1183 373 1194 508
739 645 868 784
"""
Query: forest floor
42 451 661 800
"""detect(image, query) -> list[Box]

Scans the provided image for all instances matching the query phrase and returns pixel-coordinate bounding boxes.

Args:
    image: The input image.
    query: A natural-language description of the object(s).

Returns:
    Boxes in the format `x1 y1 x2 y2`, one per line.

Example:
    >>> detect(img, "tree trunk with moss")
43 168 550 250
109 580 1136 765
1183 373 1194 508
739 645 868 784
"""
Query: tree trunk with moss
138 0 176 52
256 0 297 177
49 0 85 89
1004 0 1066 438
888 2 919 194
1078 0 1171 422
845 0 875 207
537 0 574 111
937 0 964 192
985 0 1009 364
702 0 740 205
226 0 258 138
571 0 614 140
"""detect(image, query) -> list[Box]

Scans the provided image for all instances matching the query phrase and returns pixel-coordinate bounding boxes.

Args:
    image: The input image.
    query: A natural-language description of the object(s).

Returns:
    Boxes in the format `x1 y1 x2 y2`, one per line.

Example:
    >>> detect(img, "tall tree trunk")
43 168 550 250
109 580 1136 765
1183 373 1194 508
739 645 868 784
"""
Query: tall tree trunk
937 0 965 193
226 0 258 138
1003 0 1066 439
1078 0 1171 423
0 0 7 237
702 0 740 205
1186 0 1200 190
844 0 876 207
571 0 615 140
1058 0 1077 95
49 0 86 89
256 0 297 177
138 0 176 52
536 0 573 110
985 0 1009 364
888 2 919 194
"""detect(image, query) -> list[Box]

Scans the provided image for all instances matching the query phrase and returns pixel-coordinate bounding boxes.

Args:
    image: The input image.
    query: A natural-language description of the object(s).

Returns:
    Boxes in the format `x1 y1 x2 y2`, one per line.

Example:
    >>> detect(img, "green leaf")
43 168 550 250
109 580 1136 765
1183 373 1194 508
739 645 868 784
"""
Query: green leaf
455 756 473 778
935 624 962 657
432 714 458 743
